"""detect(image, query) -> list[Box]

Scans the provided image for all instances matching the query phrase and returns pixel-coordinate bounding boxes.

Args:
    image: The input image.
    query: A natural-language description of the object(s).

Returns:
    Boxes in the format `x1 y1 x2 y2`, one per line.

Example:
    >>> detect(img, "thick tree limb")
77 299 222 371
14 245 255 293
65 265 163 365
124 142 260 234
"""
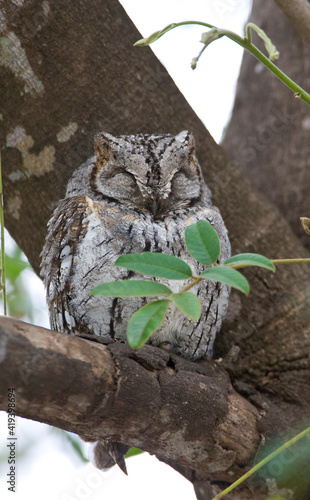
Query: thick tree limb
0 315 260 481
274 0 310 45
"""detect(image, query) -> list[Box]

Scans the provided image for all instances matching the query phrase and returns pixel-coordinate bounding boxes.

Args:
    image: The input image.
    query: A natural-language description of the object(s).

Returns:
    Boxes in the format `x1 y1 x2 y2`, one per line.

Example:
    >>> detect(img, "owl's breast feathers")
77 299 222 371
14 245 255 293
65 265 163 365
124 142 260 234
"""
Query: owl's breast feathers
41 191 230 357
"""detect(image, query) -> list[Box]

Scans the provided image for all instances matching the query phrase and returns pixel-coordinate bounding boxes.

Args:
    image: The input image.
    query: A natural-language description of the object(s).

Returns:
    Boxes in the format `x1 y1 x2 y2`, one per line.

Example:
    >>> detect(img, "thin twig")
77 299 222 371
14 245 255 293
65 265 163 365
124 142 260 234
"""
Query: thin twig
212 426 310 499
0 153 7 315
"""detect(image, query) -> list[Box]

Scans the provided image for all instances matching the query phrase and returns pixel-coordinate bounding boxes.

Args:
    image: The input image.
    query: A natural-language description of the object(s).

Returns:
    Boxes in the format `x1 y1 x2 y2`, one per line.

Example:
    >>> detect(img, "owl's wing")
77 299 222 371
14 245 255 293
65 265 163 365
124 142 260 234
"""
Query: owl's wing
40 195 92 333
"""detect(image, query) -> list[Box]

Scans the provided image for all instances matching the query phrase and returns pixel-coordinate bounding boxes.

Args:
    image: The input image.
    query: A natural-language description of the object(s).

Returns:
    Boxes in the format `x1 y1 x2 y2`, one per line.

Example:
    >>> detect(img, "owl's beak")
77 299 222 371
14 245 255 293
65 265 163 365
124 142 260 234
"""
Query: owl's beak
147 197 169 219
150 199 159 218
144 197 160 218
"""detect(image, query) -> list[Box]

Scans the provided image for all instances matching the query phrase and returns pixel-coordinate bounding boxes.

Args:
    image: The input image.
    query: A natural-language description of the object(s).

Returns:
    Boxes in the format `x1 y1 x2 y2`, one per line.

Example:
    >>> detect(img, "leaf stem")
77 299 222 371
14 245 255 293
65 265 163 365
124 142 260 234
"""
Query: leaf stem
207 24 310 104
212 426 310 500
271 258 310 265
0 153 7 316
138 20 310 105
241 39 309 103
179 276 202 293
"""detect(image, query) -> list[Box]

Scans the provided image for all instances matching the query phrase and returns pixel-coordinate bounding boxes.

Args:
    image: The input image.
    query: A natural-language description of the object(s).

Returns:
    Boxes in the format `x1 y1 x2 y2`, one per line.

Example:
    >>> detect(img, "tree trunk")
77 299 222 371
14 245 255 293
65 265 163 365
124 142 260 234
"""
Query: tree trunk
1 0 310 498
223 0 310 250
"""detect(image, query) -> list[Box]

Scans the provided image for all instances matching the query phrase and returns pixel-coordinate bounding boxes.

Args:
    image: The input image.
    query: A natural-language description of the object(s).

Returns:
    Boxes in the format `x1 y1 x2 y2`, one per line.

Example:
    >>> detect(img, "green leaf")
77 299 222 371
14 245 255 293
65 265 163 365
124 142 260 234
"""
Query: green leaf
115 252 192 280
63 431 89 463
171 292 201 322
224 253 276 271
127 300 169 348
125 447 144 459
190 56 199 70
5 253 30 282
185 220 220 265
134 23 177 46
91 280 171 297
247 23 279 61
200 265 249 295
200 28 225 47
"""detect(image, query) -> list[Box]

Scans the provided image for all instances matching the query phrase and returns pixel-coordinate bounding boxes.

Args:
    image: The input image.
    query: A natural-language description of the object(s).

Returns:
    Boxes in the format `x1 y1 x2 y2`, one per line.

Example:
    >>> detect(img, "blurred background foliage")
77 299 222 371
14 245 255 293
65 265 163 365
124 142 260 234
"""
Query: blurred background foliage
1 229 49 324
4 246 33 320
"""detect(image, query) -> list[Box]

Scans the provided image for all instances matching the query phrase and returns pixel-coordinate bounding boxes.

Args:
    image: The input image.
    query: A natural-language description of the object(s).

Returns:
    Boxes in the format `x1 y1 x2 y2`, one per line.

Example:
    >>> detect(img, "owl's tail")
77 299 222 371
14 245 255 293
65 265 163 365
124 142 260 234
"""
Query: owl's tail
91 439 129 475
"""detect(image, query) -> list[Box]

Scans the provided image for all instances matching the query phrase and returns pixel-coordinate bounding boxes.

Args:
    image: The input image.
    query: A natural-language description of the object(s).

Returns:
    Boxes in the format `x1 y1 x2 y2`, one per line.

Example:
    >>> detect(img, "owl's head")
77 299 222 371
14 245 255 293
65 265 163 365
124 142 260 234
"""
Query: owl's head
89 130 209 218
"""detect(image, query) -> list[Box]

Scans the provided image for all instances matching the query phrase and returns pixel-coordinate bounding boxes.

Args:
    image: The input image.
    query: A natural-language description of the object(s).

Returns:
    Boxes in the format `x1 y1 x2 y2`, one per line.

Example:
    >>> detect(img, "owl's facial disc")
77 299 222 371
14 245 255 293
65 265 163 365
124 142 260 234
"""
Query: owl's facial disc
91 130 204 216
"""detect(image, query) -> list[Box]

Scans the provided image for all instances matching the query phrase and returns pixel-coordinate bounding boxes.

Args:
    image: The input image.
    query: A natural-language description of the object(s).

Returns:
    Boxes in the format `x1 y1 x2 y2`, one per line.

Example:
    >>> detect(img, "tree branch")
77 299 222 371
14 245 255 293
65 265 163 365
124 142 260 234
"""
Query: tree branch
274 0 310 45
0 315 260 481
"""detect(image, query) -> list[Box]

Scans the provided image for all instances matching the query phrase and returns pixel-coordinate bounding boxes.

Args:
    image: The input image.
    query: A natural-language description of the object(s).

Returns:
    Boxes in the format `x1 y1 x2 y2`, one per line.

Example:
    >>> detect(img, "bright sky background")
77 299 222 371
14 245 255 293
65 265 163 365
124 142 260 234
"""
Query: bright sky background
0 1 252 499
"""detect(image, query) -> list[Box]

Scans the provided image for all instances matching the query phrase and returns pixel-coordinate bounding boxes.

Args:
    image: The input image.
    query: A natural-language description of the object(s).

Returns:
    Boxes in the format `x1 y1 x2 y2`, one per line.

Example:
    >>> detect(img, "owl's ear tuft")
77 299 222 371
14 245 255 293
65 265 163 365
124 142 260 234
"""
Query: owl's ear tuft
175 130 196 157
94 132 115 163
176 130 195 146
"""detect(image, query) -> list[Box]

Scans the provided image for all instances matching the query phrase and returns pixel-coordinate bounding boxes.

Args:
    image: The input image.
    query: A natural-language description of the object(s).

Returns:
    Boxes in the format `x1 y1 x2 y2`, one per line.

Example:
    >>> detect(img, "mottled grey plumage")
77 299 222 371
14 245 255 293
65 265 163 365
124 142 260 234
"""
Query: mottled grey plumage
41 130 230 359
40 130 230 471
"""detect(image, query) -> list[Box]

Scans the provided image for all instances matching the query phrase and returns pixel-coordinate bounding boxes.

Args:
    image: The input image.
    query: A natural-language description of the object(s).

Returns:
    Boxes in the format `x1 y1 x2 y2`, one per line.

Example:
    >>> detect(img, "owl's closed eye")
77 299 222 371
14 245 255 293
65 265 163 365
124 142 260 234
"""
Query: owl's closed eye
91 166 144 206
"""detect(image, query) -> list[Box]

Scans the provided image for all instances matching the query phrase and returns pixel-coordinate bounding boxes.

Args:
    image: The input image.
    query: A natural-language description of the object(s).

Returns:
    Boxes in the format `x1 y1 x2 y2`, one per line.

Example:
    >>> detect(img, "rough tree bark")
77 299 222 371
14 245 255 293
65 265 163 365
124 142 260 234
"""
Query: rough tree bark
0 1 310 499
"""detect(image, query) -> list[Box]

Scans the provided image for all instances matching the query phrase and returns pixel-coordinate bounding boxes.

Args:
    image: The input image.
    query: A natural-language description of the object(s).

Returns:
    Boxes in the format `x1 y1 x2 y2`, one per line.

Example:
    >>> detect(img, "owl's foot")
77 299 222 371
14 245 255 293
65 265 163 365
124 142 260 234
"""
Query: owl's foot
157 340 173 351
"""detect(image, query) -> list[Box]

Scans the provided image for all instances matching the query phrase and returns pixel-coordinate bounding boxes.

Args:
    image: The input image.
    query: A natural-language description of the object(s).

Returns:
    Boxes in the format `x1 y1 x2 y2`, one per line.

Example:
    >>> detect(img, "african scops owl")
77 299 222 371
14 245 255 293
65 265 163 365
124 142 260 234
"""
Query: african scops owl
41 130 230 361
40 130 231 473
